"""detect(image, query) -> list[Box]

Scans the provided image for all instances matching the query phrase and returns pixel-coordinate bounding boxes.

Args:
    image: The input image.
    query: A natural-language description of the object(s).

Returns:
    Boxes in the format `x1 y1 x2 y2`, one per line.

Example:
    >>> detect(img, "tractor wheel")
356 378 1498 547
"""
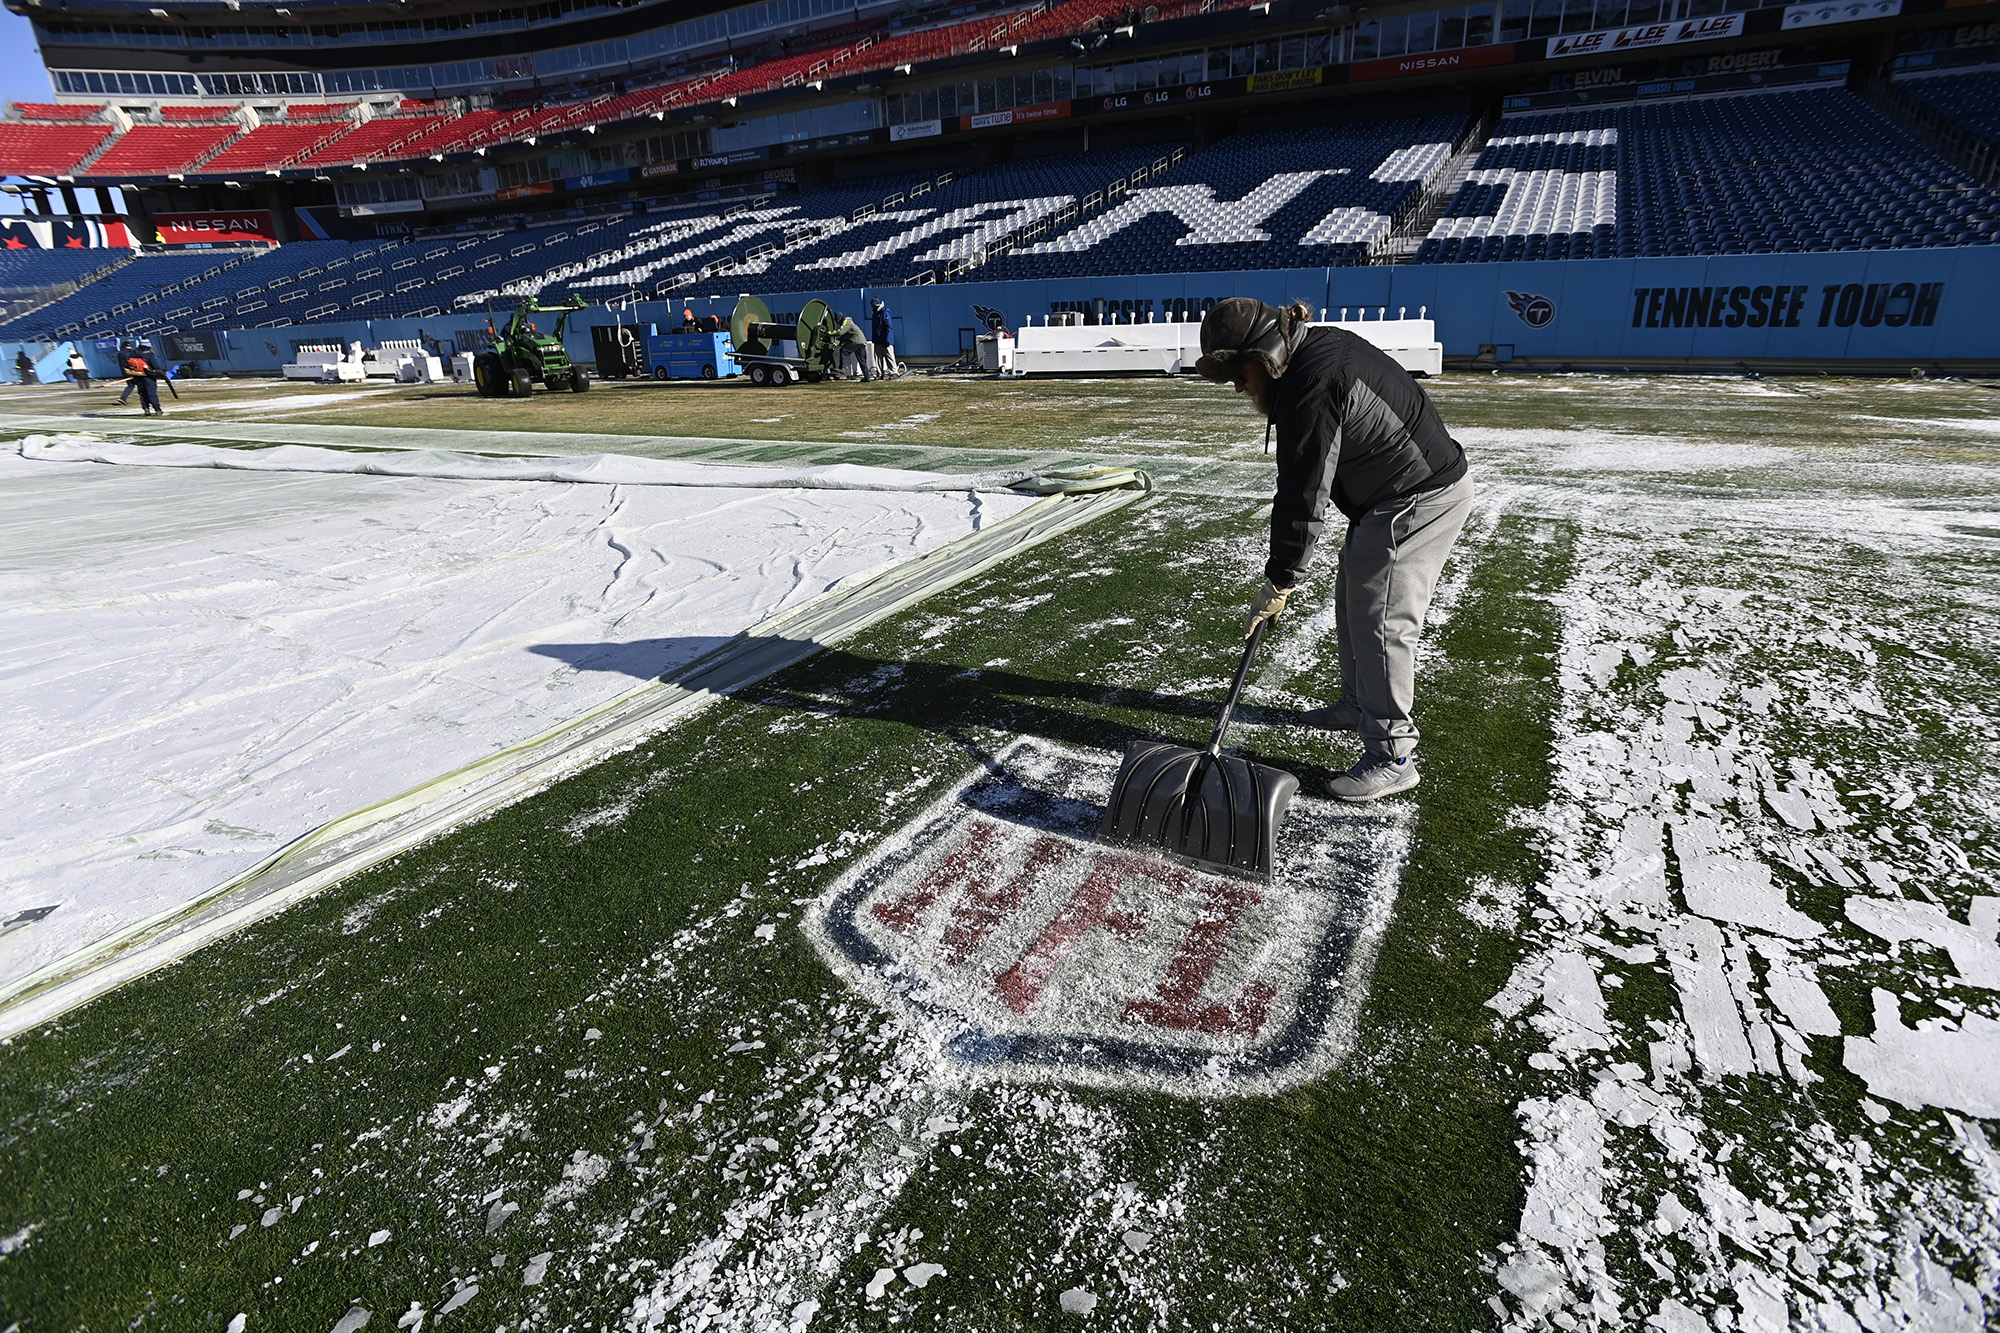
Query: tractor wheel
569 369 590 393
509 368 534 398
473 352 504 397
775 366 795 386
748 364 769 386
700 364 717 379
653 366 670 381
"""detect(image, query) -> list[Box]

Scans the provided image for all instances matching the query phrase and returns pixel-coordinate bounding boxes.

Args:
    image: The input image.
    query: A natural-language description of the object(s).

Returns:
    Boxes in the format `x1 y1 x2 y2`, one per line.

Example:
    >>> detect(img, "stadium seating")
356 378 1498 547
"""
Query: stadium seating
297 111 452 167
12 103 102 123
1414 88 2000 263
0 247 130 300
980 115 1468 280
0 0 1146 180
0 123 113 175
1897 69 2000 147
88 124 238 176
200 113 355 174
0 250 257 338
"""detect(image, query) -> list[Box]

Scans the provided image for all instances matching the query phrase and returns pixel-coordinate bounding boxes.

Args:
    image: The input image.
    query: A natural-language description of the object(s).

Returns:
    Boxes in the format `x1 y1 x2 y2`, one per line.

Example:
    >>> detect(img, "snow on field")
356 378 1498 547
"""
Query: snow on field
1483 469 2000 1331
0 439 1034 989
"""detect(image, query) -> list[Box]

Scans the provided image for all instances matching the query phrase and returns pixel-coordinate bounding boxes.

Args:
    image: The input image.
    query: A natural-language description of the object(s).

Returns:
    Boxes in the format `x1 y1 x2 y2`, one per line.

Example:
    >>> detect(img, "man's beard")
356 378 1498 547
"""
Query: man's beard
1242 376 1274 416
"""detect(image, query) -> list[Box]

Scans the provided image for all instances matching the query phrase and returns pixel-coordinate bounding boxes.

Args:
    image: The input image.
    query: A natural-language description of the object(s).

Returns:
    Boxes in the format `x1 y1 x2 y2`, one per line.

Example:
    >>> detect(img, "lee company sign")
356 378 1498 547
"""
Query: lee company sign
807 740 1410 1097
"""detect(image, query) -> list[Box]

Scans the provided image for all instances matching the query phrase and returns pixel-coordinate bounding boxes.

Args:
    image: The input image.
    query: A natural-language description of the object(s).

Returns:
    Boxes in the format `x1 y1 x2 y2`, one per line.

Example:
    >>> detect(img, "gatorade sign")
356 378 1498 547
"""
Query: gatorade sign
808 739 1410 1098
154 211 278 244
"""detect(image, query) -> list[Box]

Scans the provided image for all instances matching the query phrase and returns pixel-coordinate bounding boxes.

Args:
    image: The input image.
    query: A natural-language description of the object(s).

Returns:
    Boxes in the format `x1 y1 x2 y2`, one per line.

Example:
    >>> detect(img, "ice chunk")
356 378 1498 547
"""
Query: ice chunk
394 1303 425 1331
1059 1287 1099 1315
755 924 778 943
788 1300 820 1331
1762 965 1841 1037
584 1028 602 1041
484 1199 517 1233
1843 989 2000 1116
1658 668 1727 705
904 1262 946 1288
1121 1228 1154 1254
1764 789 1817 831
1650 1298 1711 1332
1486 955 1548 1019
330 1310 370 1333
1844 896 2000 989
1496 1244 1568 1319
227 1317 247 1333
523 1251 554 1287
1653 1192 1693 1235
1517 1095 1607 1253
1660 916 1755 1078
260 1207 283 1228
1533 952 1613 1053
438 1286 478 1315
367 1229 391 1247
1671 822 1822 939
865 1267 896 1300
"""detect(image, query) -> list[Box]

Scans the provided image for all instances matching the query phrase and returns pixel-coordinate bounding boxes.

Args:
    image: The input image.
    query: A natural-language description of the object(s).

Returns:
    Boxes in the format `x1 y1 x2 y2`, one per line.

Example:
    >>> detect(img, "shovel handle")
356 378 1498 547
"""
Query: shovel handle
1207 617 1270 756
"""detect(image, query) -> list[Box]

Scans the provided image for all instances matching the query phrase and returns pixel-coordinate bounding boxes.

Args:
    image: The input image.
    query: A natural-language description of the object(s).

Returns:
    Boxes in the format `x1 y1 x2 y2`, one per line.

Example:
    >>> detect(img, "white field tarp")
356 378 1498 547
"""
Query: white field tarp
1 438 1036 988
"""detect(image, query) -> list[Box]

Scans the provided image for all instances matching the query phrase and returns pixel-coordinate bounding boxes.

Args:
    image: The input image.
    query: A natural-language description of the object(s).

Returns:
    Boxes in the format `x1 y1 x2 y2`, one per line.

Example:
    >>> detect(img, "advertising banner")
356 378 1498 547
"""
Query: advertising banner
1548 12 1743 57
0 217 132 249
962 101 1071 131
1076 79 1240 116
163 331 223 360
563 169 630 191
153 211 278 244
890 119 943 141
343 199 424 216
1246 68 1325 93
641 162 680 178
494 182 554 201
1352 42 1519 81
1783 0 1899 29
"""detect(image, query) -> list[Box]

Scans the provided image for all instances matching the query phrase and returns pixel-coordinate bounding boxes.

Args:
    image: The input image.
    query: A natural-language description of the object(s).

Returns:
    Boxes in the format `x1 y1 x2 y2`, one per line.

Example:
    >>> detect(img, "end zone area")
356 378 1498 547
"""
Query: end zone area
0 372 1995 1332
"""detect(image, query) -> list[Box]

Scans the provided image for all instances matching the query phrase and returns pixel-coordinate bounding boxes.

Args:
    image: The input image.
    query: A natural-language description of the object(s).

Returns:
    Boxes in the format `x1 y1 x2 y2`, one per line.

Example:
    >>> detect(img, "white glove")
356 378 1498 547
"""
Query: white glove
1244 579 1293 637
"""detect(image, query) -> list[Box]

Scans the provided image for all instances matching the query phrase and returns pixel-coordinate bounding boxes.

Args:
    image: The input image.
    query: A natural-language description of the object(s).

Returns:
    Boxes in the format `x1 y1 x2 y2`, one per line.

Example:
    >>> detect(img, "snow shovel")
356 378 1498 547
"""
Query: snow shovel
1097 619 1299 878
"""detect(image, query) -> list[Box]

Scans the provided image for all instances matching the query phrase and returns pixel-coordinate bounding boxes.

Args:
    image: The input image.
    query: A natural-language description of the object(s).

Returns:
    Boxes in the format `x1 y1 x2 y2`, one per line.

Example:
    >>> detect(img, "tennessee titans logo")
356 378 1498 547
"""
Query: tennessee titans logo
971 305 1008 333
1507 291 1557 329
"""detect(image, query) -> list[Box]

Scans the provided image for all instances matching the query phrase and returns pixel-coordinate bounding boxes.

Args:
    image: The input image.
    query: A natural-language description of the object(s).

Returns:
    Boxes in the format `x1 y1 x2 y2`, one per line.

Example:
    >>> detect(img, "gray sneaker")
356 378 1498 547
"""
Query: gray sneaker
1300 700 1362 732
1327 752 1420 802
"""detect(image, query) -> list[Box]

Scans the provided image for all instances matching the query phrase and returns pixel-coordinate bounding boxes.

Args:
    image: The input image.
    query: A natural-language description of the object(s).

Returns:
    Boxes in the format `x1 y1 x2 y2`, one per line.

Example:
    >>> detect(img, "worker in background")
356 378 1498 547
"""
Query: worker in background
869 299 898 379
831 310 873 380
66 347 88 389
15 349 36 385
1198 297 1471 803
139 340 178 401
115 342 140 405
681 308 700 332
122 345 162 416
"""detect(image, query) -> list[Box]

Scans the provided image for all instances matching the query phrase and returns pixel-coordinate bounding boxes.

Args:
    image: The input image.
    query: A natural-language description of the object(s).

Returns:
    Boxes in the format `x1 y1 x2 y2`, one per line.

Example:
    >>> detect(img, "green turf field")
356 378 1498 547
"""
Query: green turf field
1 372 1996 1332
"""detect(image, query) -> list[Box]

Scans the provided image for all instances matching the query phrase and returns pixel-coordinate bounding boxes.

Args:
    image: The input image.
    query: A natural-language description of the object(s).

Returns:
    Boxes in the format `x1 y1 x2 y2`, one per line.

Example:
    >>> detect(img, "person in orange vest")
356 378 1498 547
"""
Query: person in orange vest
122 346 162 415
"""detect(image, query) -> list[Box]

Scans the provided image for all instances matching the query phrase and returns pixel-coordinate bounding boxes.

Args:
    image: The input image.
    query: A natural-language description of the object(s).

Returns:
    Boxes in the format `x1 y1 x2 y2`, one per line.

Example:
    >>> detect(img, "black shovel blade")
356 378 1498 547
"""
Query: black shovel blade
1097 739 1300 878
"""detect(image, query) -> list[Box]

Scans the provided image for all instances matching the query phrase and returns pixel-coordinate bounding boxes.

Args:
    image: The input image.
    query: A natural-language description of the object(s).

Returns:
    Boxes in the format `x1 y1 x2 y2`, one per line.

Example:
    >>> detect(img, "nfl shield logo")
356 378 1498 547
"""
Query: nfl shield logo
808 740 1411 1098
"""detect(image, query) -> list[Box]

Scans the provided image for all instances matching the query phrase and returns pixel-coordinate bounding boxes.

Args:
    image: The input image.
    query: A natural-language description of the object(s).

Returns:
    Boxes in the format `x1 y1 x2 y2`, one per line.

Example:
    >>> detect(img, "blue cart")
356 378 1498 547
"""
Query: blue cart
644 331 740 380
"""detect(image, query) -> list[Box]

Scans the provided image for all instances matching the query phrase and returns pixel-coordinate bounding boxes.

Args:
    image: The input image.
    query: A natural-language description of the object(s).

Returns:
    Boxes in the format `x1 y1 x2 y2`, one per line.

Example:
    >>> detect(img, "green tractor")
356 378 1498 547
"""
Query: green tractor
473 293 591 397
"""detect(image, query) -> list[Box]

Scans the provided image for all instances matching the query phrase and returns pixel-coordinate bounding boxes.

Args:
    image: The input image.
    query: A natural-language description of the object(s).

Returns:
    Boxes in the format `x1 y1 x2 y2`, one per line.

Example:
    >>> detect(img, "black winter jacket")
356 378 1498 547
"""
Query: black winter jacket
1263 326 1466 587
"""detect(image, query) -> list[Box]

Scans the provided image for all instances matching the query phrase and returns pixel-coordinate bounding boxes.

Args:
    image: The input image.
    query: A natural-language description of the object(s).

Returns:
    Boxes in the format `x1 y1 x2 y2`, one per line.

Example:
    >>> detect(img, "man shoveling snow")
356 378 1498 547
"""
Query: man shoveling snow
1196 298 1473 802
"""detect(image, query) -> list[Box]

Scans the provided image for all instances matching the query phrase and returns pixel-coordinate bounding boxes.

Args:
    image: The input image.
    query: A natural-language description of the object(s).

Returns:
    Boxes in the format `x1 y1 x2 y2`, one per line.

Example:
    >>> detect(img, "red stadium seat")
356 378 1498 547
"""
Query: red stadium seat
88 124 239 175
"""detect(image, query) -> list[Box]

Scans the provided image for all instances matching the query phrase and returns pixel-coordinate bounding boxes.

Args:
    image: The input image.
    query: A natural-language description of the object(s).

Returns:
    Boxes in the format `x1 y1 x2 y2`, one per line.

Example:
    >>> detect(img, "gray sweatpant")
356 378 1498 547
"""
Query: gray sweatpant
1334 472 1474 759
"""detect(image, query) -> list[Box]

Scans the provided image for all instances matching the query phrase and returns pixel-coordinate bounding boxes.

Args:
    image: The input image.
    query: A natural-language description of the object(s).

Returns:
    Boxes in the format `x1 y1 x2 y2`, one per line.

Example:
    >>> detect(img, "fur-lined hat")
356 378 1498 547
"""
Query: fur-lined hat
1194 298 1311 384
